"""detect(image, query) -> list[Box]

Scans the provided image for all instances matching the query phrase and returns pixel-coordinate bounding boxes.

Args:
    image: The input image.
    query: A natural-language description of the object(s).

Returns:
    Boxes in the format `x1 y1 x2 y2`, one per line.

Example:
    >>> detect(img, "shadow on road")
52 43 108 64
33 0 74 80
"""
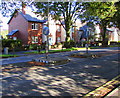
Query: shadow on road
2 52 119 96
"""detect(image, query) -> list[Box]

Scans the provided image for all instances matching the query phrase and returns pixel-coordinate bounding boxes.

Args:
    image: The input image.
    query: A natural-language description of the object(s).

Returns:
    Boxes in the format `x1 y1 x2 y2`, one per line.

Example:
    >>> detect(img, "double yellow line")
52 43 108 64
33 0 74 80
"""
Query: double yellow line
84 75 120 97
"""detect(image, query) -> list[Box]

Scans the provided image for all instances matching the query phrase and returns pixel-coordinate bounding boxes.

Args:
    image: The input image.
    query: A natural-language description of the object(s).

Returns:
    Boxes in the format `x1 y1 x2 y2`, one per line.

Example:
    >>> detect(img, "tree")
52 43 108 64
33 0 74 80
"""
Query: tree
0 1 33 17
112 1 120 29
34 2 85 43
82 2 117 46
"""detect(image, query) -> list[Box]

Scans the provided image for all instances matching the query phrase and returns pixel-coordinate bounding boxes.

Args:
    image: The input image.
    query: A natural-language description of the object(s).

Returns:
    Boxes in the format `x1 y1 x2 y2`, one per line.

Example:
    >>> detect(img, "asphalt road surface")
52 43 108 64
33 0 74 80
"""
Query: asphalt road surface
1 47 120 96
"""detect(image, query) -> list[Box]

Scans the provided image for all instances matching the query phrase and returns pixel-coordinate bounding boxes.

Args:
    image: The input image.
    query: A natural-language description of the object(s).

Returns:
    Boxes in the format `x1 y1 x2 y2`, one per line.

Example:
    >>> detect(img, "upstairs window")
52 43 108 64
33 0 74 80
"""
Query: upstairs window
32 23 38 30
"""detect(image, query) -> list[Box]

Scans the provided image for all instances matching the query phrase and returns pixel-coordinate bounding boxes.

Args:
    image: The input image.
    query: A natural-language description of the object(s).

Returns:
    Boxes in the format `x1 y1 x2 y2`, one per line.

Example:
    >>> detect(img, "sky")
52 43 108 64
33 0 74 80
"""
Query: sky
0 0 9 31
0 2 37 31
0 14 10 30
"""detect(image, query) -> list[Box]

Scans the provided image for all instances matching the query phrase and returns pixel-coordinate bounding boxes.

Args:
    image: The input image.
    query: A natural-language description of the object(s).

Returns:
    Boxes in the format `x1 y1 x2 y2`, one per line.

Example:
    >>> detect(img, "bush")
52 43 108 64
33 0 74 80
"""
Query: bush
23 45 29 51
118 41 120 45
41 43 46 49
63 40 76 48
2 39 22 50
51 45 57 49
110 41 118 45
57 42 62 46
29 44 38 50
29 44 43 50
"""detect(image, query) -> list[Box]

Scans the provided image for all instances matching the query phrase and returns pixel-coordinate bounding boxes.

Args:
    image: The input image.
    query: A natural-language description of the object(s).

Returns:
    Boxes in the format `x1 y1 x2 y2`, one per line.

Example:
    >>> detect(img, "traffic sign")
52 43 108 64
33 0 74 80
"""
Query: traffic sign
43 27 49 35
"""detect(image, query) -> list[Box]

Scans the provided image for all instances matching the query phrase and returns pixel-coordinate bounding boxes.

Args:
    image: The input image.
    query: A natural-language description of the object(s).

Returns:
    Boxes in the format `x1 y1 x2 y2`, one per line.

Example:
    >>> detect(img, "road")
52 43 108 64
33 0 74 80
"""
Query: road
1 47 120 96
1 47 119 65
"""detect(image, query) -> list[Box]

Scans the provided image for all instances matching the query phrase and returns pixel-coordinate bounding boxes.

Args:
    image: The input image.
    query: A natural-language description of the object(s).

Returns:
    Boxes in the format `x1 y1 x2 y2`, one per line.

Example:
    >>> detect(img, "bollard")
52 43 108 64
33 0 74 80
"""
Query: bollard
37 46 41 53
4 47 8 54
85 44 89 54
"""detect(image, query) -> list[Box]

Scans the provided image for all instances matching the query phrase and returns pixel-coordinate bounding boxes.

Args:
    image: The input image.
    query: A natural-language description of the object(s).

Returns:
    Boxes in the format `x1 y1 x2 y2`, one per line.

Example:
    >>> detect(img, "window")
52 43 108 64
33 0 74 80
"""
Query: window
32 36 38 43
57 37 61 43
13 37 17 40
71 27 74 32
57 25 61 32
32 23 38 30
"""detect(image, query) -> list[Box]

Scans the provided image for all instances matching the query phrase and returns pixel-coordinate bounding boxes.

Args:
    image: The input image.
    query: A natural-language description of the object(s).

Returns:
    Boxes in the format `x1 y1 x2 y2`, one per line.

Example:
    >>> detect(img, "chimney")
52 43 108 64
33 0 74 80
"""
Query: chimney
22 2 26 14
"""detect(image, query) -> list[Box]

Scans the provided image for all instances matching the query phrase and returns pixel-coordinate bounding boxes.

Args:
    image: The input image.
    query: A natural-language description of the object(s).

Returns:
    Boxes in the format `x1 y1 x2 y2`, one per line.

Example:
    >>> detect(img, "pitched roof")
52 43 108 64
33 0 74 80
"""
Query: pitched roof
7 29 19 36
8 11 46 24
107 27 115 32
20 12 46 23
80 25 89 38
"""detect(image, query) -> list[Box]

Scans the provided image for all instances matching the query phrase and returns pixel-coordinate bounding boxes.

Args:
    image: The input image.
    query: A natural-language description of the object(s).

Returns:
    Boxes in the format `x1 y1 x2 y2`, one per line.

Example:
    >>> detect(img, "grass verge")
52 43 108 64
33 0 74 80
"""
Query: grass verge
24 47 91 54
0 54 19 58
109 44 120 47
24 47 77 54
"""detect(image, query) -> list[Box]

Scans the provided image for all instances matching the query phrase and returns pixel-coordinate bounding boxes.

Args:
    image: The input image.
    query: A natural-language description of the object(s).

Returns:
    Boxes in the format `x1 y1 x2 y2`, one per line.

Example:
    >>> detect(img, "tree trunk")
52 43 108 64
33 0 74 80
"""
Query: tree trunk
65 19 71 43
65 30 71 42
101 20 108 47
64 25 71 48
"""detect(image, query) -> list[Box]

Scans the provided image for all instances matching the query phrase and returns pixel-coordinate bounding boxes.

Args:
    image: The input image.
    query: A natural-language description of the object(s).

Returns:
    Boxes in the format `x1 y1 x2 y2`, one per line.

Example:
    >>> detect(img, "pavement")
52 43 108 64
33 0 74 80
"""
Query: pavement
85 74 120 97
1 47 120 96
105 86 120 97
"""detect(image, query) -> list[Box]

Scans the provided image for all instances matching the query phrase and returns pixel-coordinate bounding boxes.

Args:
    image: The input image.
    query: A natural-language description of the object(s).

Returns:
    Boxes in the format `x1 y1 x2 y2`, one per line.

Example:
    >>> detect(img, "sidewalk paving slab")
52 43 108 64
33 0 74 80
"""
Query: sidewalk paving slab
105 86 120 97
84 75 120 97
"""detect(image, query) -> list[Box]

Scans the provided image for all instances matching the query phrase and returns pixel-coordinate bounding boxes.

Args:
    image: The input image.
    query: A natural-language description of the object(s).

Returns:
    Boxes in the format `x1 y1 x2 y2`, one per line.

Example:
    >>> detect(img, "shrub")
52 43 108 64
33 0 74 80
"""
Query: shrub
51 45 57 49
2 39 22 50
118 41 120 45
23 45 29 51
63 40 76 48
70 40 76 47
41 43 46 49
29 44 36 50
110 41 118 45
57 42 62 46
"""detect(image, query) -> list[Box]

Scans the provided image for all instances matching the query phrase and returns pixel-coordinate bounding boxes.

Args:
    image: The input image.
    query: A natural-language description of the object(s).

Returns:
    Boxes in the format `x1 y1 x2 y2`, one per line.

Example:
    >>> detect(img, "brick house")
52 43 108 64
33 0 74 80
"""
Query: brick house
56 23 62 43
7 7 86 46
7 9 46 45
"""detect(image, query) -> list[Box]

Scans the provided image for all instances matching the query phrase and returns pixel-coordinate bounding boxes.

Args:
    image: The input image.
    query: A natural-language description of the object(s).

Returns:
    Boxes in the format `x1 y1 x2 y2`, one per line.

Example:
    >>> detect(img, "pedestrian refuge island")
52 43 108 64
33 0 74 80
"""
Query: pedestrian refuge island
28 57 70 66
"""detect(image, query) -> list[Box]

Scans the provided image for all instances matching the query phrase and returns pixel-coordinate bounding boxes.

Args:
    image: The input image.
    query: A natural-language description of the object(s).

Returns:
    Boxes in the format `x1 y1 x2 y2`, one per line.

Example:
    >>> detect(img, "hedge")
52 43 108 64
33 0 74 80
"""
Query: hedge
2 39 22 49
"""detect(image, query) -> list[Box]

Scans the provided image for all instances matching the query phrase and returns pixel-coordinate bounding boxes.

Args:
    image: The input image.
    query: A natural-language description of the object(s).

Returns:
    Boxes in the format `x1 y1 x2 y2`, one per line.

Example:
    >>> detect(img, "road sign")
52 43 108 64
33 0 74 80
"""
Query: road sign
43 27 49 36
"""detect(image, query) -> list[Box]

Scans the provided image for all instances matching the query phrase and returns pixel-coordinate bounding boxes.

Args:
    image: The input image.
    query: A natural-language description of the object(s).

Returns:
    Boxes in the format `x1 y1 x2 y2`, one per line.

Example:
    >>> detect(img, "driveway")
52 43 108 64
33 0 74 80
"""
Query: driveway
1 47 120 96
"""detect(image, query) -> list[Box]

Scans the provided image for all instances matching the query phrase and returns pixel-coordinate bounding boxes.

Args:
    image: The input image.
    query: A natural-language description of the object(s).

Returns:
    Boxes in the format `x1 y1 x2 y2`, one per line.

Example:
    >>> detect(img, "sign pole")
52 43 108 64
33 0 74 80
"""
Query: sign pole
86 28 89 54
43 27 49 59
46 0 49 59
46 35 49 59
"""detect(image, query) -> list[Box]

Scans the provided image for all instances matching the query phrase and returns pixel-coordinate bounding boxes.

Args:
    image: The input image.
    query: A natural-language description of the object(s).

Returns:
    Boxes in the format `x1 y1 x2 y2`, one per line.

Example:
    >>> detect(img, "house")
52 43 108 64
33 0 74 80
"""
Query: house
7 7 46 45
46 19 81 45
7 4 120 47
107 27 120 42
7 7 67 45
7 5 87 46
